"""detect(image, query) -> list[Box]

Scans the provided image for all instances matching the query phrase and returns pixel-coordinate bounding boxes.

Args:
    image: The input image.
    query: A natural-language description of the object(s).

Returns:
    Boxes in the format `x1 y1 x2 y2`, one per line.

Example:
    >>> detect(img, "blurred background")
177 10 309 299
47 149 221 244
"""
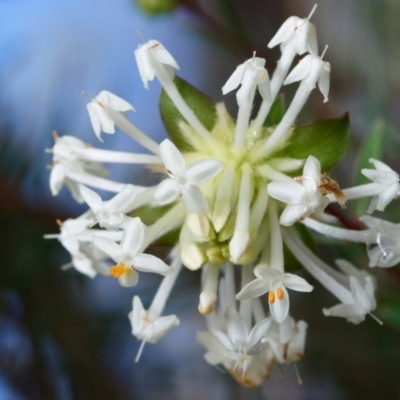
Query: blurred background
1 0 400 399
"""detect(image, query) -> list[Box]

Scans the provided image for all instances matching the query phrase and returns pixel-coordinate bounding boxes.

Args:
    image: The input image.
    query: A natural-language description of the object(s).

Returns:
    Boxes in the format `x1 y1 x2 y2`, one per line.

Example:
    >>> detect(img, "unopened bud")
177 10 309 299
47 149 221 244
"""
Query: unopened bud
187 213 214 241
181 244 207 271
198 292 217 315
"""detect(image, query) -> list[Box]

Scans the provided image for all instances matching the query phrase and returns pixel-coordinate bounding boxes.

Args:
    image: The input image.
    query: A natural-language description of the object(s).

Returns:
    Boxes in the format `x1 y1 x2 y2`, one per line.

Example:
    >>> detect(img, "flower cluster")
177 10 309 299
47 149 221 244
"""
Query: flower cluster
46 6 399 388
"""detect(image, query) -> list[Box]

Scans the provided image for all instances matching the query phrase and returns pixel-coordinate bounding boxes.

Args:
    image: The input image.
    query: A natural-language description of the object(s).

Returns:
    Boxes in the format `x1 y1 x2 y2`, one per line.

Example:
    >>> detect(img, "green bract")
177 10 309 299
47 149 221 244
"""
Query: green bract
160 76 217 151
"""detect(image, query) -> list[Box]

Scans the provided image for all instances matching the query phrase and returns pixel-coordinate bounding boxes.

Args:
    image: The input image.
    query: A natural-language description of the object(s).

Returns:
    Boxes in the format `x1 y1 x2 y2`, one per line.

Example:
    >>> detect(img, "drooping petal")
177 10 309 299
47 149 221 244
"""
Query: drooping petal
133 254 171 275
50 164 66 195
222 63 246 95
236 278 269 300
349 276 372 311
284 55 313 85
225 307 248 346
212 329 235 351
159 139 186 176
318 63 331 103
267 16 299 49
185 159 223 185
105 184 137 213
72 256 97 278
154 179 180 205
80 185 103 212
119 268 139 287
282 273 313 292
279 204 308 226
181 185 208 214
323 303 364 323
247 318 272 348
267 181 305 204
269 286 290 323
93 236 121 262
97 91 134 112
121 218 145 257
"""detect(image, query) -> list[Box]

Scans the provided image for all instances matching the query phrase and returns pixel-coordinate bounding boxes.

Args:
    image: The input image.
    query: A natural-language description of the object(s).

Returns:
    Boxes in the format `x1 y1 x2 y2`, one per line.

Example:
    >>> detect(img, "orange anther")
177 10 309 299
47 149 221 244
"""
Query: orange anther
110 264 126 278
268 291 275 304
277 287 284 300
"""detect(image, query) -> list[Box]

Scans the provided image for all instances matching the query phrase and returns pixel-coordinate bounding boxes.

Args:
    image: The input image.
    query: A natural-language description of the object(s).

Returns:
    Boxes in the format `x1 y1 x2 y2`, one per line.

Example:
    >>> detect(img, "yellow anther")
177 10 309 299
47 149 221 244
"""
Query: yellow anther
268 291 275 304
110 264 127 278
277 287 284 300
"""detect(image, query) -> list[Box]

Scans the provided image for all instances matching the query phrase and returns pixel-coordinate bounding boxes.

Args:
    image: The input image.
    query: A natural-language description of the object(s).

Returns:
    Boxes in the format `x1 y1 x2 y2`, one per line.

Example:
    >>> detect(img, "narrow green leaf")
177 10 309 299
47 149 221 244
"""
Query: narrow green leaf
353 118 385 215
159 76 217 151
275 113 351 174
263 95 285 127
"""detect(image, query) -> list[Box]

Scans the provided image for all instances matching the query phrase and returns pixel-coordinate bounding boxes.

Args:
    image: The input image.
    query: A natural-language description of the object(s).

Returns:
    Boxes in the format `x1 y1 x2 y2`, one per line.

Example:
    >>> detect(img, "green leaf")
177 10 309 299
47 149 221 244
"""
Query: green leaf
276 113 351 174
352 118 385 215
159 76 217 151
263 95 285 126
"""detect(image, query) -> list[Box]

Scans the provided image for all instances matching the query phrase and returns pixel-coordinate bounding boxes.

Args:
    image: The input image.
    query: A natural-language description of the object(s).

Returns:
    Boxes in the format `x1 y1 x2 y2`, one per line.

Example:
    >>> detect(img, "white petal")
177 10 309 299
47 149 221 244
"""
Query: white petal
225 307 248 346
130 296 145 334
159 139 185 176
72 256 97 278
323 303 364 323
105 184 137 213
318 64 330 102
349 277 372 312
119 268 139 287
86 103 103 140
369 158 394 172
98 91 134 112
257 73 271 103
154 179 180 205
284 55 313 85
279 204 308 226
377 184 399 211
222 63 246 95
93 236 121 262
121 218 144 257
143 315 180 344
212 329 235 351
247 318 272 347
267 181 305 203
282 273 313 292
80 185 102 212
133 254 171 275
269 286 290 323
236 278 268 300
303 155 321 182
151 42 180 70
185 159 223 185
267 16 299 49
50 164 66 195
182 185 208 214
134 45 155 89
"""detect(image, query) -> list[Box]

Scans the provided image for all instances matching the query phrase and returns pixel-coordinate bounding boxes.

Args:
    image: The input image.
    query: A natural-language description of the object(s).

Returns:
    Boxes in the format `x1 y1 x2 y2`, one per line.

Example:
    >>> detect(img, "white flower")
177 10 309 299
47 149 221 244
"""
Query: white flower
360 215 400 268
49 134 107 202
237 267 313 323
86 90 135 141
362 158 400 213
268 14 318 55
80 185 137 229
284 53 330 102
222 56 271 107
154 139 223 214
265 316 308 364
134 40 179 89
129 296 179 344
323 275 376 324
212 307 272 370
93 218 171 287
268 155 330 226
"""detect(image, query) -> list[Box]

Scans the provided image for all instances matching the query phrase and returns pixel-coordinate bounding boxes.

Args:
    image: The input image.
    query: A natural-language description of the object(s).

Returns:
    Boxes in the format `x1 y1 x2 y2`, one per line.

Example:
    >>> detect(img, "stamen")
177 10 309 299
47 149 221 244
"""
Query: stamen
321 45 329 59
135 30 146 43
277 287 284 300
52 130 59 140
110 264 127 278
268 291 275 303
306 4 318 22
56 219 63 227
